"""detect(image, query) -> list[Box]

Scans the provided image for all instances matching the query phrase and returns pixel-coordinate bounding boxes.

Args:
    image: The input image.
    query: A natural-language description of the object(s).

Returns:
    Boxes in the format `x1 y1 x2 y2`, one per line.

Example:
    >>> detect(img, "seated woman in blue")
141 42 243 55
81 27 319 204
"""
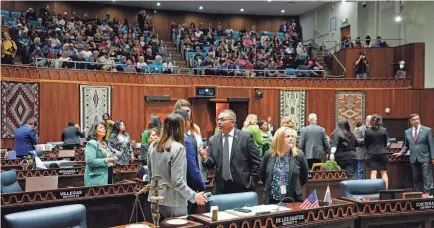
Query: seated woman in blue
260 127 309 204
84 121 118 186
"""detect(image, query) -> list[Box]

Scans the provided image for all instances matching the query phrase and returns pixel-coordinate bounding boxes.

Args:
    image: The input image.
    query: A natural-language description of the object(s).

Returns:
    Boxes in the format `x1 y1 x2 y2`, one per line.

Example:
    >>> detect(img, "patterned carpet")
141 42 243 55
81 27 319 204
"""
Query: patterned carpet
335 91 366 130
1 81 40 139
79 85 111 131
279 90 306 131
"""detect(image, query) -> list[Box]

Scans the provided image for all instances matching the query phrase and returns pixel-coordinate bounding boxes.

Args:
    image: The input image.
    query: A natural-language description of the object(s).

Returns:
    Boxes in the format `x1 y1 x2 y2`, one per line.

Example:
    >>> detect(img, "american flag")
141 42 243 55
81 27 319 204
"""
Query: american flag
300 190 319 209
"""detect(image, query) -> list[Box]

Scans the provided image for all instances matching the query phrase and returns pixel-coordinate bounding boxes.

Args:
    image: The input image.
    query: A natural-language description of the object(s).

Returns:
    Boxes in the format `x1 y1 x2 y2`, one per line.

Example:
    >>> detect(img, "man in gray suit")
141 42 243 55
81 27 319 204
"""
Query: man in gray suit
299 113 330 169
354 115 372 179
200 109 261 194
394 114 434 193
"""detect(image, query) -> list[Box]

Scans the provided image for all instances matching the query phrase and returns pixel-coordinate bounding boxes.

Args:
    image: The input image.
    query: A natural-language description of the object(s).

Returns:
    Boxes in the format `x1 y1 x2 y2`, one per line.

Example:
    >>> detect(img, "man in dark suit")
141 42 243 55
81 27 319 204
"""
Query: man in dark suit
394 114 434 193
267 116 275 136
201 109 261 194
14 118 38 158
299 113 330 169
279 21 288 33
61 120 85 149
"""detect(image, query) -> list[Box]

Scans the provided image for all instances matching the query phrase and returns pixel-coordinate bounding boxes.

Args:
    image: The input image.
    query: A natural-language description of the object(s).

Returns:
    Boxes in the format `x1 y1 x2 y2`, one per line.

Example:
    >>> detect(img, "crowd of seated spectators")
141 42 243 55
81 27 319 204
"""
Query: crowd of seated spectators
171 20 325 77
1 6 175 74
341 35 389 49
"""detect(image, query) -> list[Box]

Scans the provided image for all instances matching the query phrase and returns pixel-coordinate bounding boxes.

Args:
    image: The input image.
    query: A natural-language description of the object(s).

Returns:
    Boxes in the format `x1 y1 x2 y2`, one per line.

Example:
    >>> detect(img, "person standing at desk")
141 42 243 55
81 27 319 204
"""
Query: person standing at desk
260 127 309 204
201 109 261 194
61 120 85 149
14 118 38 159
394 114 434 193
84 121 118 186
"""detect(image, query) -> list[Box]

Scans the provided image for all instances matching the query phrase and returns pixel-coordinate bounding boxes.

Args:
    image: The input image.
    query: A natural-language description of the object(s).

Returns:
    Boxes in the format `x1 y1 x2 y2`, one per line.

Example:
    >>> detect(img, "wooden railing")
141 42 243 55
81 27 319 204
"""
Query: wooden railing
0 65 412 89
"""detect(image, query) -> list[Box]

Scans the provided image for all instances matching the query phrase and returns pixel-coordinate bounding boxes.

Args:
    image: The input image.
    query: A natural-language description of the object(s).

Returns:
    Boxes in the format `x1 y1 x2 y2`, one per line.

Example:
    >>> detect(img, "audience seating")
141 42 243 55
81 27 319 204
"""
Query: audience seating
206 192 258 212
340 179 386 200
1 170 23 193
4 204 87 228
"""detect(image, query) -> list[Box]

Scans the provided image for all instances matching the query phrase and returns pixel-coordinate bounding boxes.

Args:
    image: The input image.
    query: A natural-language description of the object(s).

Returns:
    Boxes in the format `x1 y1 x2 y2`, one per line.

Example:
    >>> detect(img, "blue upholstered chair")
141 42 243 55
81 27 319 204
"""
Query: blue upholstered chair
0 10 9 17
1 170 23 193
206 192 258 212
5 204 87 228
340 179 386 200
11 12 21 18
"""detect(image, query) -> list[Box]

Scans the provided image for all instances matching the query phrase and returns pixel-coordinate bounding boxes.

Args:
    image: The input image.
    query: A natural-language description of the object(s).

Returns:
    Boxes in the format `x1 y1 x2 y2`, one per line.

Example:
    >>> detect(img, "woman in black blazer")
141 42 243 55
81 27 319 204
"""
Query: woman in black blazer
260 127 309 204
364 114 389 189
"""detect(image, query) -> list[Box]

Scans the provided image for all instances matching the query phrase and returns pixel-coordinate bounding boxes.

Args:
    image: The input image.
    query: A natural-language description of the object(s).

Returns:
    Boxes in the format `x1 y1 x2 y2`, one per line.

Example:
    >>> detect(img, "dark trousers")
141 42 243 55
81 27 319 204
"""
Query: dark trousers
307 158 322 170
1 55 14 64
187 201 198 215
337 159 358 180
220 180 252 194
411 160 433 193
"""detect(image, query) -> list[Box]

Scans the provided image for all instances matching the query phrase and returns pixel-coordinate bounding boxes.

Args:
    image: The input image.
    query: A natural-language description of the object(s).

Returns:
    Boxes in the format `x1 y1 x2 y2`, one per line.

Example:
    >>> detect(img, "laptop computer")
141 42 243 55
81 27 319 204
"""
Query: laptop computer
58 150 75 157
25 176 58 192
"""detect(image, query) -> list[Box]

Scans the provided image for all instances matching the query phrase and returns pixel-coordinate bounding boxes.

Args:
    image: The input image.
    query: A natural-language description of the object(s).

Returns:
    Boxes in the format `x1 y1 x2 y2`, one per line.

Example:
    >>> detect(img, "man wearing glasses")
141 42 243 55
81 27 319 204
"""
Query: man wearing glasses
200 109 261 194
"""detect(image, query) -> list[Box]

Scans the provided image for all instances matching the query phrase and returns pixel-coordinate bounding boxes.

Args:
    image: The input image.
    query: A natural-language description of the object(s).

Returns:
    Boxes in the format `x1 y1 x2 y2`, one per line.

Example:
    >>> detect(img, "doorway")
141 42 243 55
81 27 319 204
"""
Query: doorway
207 101 249 133
340 25 351 40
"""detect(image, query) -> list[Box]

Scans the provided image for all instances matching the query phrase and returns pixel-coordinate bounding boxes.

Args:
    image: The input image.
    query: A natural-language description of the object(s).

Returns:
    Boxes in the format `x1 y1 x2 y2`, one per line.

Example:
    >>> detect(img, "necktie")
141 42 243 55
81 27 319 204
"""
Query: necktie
413 127 418 141
222 134 232 181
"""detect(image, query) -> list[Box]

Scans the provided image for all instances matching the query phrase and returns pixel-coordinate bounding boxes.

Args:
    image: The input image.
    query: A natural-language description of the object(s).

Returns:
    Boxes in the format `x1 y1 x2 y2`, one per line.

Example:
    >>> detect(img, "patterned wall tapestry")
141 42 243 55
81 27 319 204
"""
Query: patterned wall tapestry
79 85 111 131
335 91 366 130
1 81 40 139
279 90 306 131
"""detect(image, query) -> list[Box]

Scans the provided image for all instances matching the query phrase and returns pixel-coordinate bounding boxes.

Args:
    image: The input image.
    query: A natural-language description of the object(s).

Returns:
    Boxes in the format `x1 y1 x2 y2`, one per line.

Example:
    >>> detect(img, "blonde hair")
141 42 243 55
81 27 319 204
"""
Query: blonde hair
281 116 294 128
242 114 258 130
271 127 299 157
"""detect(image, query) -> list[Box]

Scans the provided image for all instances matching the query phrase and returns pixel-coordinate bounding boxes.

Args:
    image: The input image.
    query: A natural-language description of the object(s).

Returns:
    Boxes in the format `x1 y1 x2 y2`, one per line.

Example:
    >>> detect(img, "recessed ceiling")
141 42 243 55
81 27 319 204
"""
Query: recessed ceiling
102 1 328 16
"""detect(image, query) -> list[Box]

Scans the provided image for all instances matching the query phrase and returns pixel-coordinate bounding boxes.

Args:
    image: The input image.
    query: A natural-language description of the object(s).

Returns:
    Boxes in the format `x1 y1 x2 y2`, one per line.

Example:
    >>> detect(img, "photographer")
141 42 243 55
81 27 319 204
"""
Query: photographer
355 52 369 79
1 32 17 64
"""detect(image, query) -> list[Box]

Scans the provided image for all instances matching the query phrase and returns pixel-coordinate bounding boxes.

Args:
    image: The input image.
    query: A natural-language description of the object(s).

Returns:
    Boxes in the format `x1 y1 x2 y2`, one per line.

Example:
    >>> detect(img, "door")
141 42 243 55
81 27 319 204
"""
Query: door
229 102 248 130
340 25 351 40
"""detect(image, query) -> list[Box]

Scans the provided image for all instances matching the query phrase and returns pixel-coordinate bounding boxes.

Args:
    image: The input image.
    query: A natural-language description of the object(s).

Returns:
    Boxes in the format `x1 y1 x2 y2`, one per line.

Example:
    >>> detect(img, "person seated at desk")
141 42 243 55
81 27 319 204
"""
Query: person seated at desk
84 121 118 186
139 128 161 166
14 118 38 159
61 120 85 149
147 113 207 219
260 127 309 204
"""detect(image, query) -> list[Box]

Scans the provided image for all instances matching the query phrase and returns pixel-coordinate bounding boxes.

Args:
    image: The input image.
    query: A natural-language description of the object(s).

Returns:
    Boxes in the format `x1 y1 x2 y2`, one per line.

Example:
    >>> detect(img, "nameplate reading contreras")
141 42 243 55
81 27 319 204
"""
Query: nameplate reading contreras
413 200 434 210
56 190 85 199
275 213 305 226
58 169 81 175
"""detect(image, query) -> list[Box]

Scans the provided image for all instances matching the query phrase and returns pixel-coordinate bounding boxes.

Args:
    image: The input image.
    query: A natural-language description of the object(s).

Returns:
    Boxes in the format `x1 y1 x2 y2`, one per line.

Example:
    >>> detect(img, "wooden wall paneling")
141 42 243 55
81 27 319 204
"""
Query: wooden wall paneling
216 87 250 100
271 17 283 33
365 90 422 119
111 85 145 142
53 2 72 15
305 90 336 135
421 89 434 129
249 88 279 127
243 16 256 31
153 11 171 41
1 1 15 12
191 99 214 138
343 48 394 78
410 43 425 89
331 49 346 76
144 86 190 100
256 19 272 33
228 15 244 31
144 102 175 131
39 82 79 143
103 6 125 23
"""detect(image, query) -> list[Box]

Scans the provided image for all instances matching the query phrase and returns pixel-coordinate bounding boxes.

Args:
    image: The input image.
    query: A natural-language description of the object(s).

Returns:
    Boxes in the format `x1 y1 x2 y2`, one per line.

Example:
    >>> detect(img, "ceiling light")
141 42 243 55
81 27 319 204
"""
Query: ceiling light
395 15 402 22
156 2 161 6
342 0 346 2
240 8 244 12
267 0 272 2
281 9 285 13
199 6 203 10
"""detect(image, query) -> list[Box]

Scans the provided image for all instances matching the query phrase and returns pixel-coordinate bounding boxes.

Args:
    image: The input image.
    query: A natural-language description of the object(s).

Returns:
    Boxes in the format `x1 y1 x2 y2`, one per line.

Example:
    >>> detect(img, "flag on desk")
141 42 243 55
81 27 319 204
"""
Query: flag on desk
300 190 319 209
324 185 332 206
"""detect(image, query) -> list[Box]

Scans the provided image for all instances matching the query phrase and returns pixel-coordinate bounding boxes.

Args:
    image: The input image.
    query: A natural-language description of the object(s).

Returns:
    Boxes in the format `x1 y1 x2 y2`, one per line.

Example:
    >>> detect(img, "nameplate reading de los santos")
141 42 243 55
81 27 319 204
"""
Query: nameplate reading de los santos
413 200 434 210
56 190 85 199
275 213 305 226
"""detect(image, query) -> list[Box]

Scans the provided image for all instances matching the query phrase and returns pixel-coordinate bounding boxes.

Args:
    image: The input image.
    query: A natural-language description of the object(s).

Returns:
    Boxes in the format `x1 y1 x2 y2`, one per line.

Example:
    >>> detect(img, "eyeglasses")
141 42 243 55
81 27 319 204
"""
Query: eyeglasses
216 118 234 123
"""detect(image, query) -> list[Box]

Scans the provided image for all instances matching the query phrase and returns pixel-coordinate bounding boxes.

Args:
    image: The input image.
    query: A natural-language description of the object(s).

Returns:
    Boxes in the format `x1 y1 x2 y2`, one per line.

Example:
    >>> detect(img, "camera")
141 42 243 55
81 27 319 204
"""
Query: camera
362 1 367 8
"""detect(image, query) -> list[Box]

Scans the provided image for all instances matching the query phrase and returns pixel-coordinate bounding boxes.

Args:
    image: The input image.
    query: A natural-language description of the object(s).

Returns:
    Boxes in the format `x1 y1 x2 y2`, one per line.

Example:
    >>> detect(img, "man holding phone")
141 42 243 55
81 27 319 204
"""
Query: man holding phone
355 52 369 79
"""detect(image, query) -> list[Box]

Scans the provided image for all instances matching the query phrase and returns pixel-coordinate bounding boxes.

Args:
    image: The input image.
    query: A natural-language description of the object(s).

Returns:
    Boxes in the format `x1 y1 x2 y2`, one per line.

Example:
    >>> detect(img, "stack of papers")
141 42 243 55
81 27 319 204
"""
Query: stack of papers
202 211 240 220
226 205 292 217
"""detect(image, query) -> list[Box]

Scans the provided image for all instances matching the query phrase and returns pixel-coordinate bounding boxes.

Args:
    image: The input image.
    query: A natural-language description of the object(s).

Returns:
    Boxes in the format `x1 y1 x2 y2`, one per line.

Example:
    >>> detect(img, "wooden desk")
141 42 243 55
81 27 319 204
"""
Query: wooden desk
341 197 434 228
189 199 357 228
110 220 203 228
1 182 145 228
304 170 348 199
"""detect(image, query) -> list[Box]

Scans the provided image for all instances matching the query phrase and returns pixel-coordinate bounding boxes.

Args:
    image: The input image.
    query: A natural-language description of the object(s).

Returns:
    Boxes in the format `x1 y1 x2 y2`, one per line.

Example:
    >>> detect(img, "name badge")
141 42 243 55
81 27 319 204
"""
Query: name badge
280 185 287 195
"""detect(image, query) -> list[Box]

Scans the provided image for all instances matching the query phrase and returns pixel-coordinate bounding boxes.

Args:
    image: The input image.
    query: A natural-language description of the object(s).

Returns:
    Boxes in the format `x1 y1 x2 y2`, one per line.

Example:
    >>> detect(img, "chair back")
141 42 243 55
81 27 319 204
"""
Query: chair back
340 179 386 199
1 170 23 193
207 192 258 212
5 204 87 228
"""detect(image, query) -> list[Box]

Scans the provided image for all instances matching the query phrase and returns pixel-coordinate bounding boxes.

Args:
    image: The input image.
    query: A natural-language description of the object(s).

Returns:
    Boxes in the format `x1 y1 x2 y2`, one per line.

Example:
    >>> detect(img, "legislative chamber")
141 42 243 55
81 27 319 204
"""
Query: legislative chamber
1 1 434 228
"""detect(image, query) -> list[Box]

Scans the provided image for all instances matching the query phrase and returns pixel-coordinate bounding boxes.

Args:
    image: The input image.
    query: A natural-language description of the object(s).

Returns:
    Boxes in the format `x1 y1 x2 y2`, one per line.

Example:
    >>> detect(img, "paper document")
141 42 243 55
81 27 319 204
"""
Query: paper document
226 205 292 217
202 211 240 221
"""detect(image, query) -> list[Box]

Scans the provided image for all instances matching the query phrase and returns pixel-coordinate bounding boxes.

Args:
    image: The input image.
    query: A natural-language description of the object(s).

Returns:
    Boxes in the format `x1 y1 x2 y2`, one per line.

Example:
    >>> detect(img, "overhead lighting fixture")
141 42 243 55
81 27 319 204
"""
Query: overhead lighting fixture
395 15 402 22
342 0 346 2
156 2 161 6
281 9 285 13
267 0 272 2
240 8 244 12
199 6 203 10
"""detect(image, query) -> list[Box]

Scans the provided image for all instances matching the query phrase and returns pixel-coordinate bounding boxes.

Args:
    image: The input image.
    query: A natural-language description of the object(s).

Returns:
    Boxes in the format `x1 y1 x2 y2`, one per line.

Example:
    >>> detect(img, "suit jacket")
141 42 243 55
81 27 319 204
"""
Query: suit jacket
147 142 196 207
185 135 206 192
204 129 261 194
364 127 388 155
354 125 368 160
13 125 38 156
61 126 84 147
84 140 110 186
260 150 308 204
299 124 330 159
400 126 434 164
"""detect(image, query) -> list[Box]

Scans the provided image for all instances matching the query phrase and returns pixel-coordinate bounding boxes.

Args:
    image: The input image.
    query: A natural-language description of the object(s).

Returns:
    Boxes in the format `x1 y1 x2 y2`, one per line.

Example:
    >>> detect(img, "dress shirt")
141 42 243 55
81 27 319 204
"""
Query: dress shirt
222 127 235 159
413 125 421 139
